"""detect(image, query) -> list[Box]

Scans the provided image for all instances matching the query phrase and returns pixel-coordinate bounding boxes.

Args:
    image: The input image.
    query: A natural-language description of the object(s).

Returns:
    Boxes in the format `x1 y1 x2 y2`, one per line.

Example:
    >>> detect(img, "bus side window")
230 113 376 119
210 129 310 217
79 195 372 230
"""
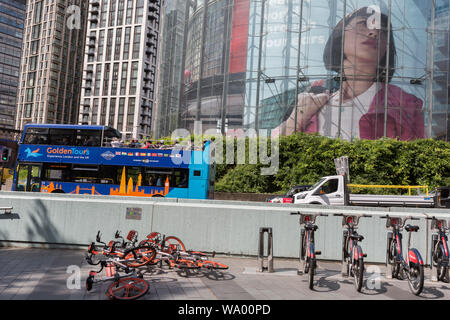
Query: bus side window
147 175 156 186
175 169 188 188
101 166 119 184
23 128 49 145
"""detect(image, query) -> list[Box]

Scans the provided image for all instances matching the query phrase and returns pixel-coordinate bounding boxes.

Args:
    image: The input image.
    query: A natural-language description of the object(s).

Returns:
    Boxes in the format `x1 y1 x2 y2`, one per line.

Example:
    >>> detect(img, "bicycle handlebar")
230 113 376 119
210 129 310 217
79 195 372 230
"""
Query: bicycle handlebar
334 213 372 227
426 216 450 231
290 212 328 217
381 215 420 228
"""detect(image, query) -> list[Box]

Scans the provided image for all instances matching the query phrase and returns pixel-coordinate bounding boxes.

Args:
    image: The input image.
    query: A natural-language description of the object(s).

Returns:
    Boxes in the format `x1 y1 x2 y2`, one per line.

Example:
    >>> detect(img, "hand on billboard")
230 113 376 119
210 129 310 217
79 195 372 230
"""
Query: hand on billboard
282 91 331 135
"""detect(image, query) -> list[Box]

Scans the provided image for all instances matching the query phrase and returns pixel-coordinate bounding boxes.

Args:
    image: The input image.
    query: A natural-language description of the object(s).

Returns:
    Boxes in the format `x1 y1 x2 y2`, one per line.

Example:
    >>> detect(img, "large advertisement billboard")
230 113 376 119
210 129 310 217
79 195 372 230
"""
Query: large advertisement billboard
245 0 448 141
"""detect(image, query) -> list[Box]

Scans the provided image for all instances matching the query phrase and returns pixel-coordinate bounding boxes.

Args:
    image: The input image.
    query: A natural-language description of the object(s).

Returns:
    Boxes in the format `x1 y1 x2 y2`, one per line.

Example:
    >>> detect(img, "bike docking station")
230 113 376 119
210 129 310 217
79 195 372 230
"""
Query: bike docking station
257 227 274 273
427 216 450 283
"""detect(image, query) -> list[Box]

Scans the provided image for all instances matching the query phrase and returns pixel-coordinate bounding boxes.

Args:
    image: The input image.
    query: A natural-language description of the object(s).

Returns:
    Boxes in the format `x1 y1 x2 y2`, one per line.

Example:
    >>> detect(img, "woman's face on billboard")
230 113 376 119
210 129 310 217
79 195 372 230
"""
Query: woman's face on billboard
343 15 388 67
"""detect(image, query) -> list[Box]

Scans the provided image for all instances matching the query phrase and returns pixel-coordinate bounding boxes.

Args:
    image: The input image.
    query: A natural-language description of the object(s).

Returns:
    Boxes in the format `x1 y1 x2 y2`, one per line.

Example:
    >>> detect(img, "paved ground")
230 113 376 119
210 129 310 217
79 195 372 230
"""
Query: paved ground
1 247 450 300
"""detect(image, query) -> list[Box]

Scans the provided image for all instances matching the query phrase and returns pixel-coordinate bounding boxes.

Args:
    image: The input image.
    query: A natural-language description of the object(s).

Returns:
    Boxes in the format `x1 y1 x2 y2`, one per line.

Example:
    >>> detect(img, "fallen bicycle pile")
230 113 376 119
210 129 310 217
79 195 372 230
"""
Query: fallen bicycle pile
84 229 229 300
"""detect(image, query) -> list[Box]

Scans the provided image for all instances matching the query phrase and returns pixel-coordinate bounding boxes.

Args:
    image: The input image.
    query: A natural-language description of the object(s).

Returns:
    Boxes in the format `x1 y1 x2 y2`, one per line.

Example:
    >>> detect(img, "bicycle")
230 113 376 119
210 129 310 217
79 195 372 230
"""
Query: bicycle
291 211 328 290
427 216 449 283
381 215 424 295
85 257 149 300
334 213 372 292
86 231 156 268
139 232 228 271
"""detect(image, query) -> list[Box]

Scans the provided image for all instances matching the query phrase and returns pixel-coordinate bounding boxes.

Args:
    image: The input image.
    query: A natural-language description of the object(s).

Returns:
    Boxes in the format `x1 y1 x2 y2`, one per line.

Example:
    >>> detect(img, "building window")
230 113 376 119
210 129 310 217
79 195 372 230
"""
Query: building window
100 98 107 125
109 0 116 27
105 29 113 61
92 98 99 124
25 103 32 118
114 28 122 60
129 61 138 95
132 26 141 59
135 0 144 24
100 0 108 28
117 97 125 131
94 64 102 96
120 62 128 95
117 0 125 25
123 27 131 60
125 0 133 24
97 29 105 61
109 98 116 126
126 97 135 132
26 88 34 102
111 63 119 95
103 63 110 96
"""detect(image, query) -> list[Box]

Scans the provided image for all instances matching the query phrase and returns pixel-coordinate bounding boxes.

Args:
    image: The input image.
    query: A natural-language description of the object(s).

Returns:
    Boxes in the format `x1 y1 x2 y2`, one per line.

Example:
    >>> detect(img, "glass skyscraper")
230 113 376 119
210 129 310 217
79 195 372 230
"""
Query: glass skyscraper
0 0 25 137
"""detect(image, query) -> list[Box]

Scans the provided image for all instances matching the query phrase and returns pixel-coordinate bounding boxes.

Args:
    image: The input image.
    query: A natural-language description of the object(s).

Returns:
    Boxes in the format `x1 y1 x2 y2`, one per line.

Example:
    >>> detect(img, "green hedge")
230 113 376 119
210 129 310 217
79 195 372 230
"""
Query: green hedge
214 133 450 195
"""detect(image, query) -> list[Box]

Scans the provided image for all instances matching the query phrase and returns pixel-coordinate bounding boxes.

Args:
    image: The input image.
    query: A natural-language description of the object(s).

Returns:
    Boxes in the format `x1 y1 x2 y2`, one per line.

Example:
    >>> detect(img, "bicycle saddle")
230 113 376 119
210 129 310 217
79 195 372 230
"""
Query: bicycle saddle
350 234 364 241
405 225 420 232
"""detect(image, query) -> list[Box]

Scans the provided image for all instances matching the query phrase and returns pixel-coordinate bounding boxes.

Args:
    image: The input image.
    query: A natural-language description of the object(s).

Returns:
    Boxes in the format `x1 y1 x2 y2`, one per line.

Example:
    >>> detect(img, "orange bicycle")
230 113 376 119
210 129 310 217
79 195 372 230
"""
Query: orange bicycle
86 231 156 268
86 257 149 300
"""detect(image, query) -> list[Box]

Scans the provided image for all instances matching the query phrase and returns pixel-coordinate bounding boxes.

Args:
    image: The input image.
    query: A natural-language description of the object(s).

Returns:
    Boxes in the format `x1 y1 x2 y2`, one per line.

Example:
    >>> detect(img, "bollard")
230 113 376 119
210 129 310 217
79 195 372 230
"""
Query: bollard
257 227 274 273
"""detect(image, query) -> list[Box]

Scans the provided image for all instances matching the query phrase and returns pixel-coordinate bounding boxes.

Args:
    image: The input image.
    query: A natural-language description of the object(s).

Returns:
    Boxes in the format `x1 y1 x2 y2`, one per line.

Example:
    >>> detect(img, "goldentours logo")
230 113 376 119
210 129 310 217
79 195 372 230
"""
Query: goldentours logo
101 151 116 161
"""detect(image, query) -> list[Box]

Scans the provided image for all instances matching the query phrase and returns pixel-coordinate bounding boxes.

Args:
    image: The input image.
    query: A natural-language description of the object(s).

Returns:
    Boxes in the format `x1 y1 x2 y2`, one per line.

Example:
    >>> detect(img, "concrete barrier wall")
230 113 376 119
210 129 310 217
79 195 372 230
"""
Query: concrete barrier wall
0 191 449 264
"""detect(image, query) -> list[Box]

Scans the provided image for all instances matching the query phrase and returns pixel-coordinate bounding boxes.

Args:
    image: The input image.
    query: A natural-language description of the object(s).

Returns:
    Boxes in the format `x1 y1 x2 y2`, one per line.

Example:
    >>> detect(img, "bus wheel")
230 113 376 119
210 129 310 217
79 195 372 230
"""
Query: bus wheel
51 189 65 194
152 194 164 198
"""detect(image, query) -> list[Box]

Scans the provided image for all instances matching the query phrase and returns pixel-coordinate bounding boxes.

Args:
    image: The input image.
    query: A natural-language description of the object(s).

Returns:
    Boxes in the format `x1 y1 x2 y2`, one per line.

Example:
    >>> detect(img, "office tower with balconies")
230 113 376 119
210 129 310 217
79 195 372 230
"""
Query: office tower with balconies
79 0 161 140
0 0 25 136
15 0 88 131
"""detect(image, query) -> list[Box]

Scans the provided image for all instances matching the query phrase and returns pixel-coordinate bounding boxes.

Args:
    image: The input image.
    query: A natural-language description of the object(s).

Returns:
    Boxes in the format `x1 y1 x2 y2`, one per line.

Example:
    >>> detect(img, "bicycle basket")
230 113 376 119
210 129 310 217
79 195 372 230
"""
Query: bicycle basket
431 219 447 231
106 263 116 277
147 232 159 240
386 217 400 229
300 215 313 224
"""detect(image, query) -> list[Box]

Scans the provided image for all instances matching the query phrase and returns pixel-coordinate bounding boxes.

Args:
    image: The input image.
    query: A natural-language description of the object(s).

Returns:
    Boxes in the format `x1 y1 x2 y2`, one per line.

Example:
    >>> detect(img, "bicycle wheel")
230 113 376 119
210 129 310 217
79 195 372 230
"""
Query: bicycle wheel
408 264 424 296
389 240 400 279
353 257 364 292
164 236 186 253
123 245 156 268
434 245 445 281
106 277 149 300
308 258 315 290
441 267 449 283
86 273 95 291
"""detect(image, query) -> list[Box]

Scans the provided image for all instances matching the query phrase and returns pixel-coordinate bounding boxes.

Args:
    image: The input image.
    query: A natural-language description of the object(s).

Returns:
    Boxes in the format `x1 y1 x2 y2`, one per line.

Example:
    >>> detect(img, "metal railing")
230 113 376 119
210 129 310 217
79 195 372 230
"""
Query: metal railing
348 184 429 196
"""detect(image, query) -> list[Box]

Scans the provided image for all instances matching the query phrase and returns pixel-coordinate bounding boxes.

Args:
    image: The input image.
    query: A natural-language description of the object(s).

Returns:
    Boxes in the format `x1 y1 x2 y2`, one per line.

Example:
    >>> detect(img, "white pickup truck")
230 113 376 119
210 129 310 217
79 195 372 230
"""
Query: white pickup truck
293 175 446 208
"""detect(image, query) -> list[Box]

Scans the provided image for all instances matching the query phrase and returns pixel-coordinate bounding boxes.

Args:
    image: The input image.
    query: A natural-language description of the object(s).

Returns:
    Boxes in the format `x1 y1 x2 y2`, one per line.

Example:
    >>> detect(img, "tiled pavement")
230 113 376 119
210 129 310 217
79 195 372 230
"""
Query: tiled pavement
1 247 450 300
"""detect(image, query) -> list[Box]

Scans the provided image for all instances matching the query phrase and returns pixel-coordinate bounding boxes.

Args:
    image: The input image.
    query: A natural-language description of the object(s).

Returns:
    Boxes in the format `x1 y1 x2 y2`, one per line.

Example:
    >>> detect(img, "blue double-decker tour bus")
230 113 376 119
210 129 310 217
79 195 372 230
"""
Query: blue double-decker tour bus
12 124 215 200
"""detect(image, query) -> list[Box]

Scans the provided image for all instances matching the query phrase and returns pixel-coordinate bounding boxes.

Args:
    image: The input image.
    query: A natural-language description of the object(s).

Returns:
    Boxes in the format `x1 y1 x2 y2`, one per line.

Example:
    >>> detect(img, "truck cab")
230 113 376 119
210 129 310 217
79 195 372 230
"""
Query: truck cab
293 175 345 205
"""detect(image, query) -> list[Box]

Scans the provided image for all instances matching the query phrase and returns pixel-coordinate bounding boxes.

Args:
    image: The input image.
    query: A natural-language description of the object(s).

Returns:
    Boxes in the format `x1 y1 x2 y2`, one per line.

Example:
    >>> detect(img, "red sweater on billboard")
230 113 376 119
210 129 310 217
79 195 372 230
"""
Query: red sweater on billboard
303 80 425 141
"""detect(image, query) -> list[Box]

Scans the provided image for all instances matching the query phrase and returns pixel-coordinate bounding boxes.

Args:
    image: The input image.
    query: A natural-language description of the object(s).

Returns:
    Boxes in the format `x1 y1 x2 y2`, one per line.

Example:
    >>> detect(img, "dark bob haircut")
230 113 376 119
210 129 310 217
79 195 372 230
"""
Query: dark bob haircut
323 7 396 83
